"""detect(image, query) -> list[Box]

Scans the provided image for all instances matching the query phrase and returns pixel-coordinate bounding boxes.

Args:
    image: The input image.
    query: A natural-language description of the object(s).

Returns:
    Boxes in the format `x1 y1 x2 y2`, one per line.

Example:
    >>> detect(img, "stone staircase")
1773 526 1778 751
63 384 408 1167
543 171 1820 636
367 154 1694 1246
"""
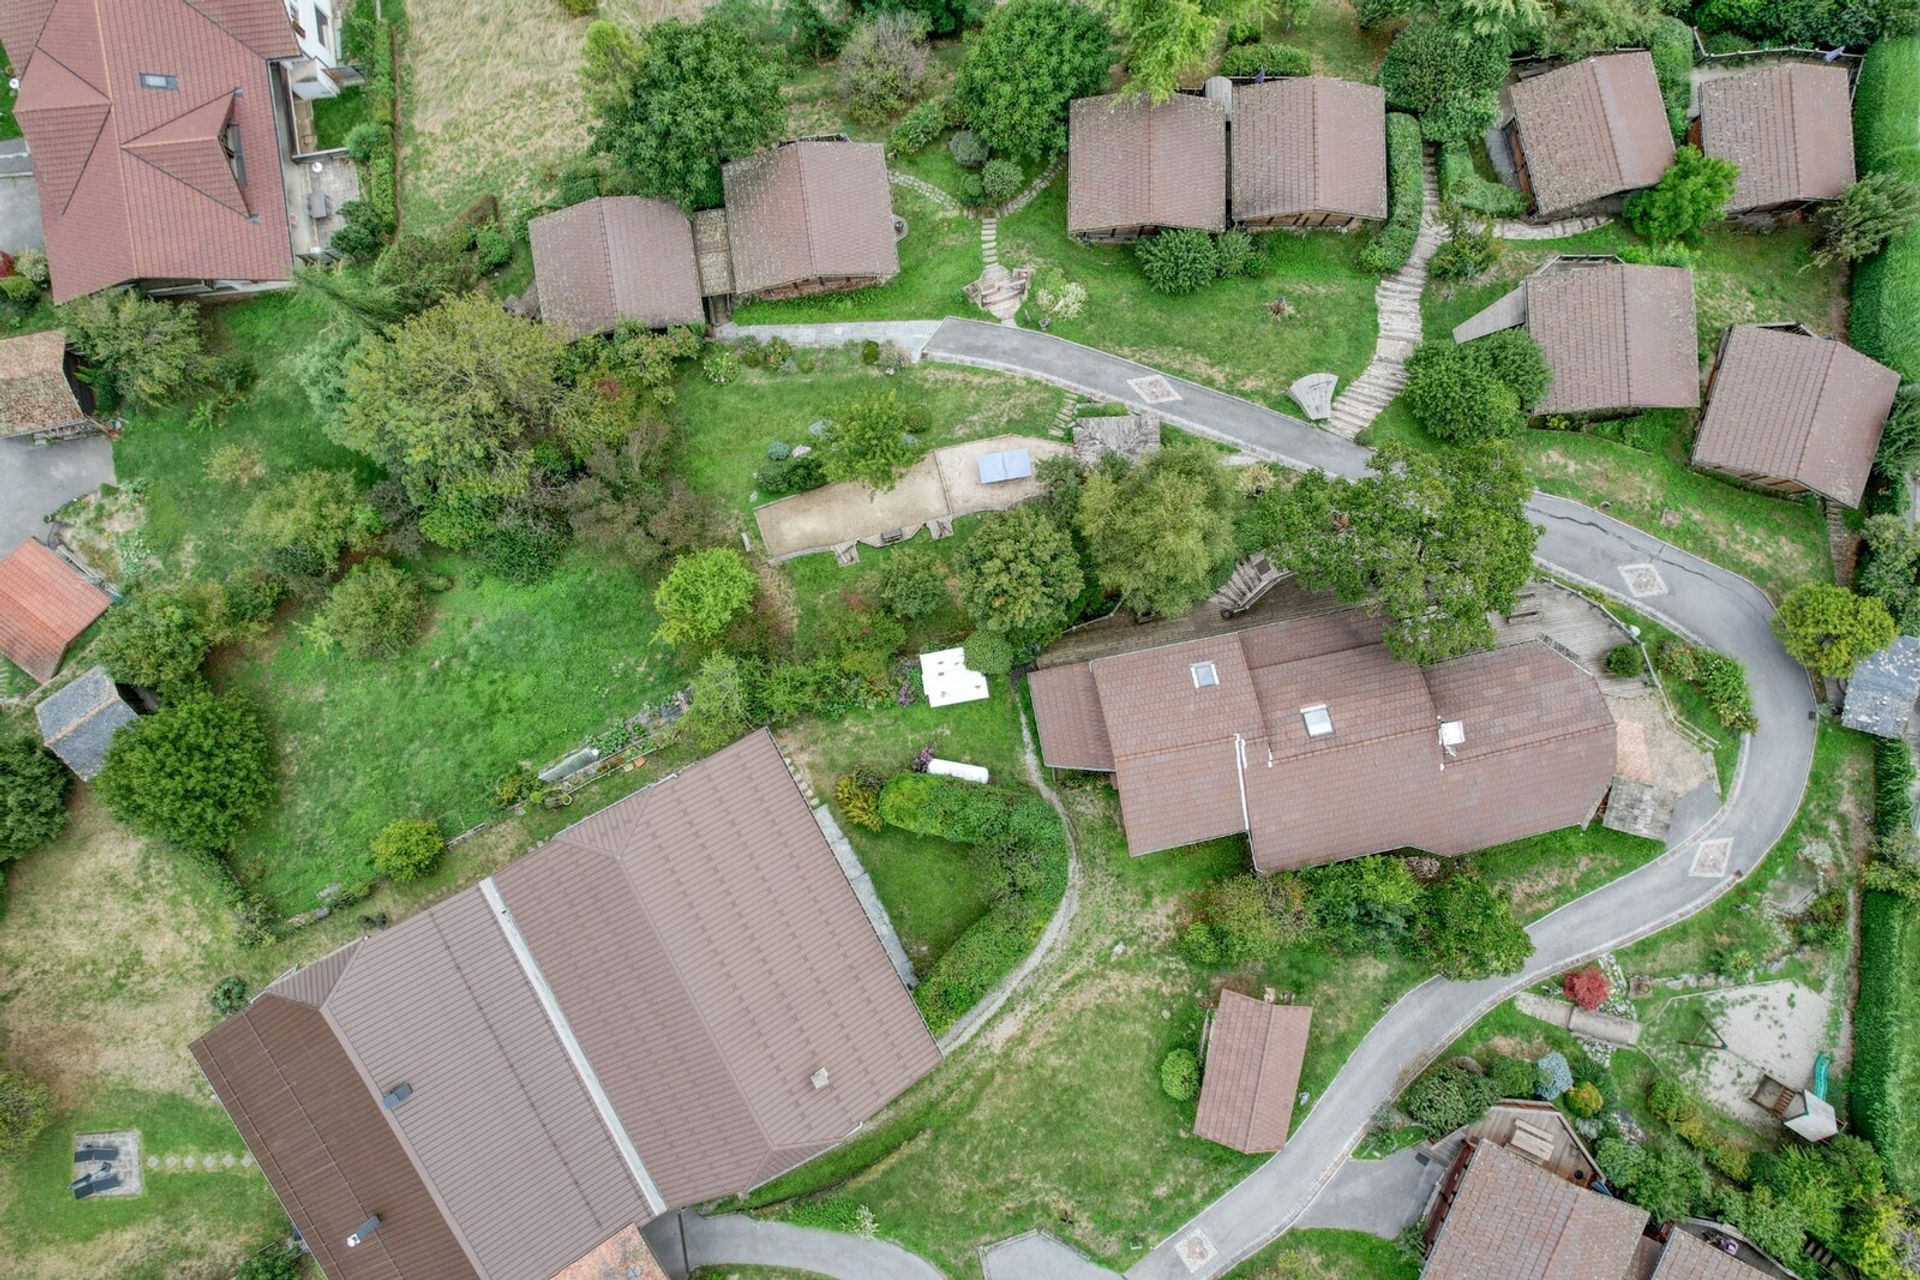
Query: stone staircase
1325 149 1445 440
1208 553 1291 616
964 216 1031 324
1824 498 1860 586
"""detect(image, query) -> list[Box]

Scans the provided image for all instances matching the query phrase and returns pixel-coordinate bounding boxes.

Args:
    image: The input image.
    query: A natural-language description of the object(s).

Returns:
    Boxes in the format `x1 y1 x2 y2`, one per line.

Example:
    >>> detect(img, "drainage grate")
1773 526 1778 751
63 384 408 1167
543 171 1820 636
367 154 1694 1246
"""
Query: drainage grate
1619 563 1667 598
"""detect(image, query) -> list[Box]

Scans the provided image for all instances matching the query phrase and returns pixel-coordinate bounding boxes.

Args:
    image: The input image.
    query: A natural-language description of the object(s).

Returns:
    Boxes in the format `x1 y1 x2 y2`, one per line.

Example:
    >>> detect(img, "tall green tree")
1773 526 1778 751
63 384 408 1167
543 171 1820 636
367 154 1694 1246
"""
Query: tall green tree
1775 583 1896 677
588 16 784 211
95 690 277 852
1623 146 1740 243
1815 172 1920 267
0 737 70 861
1106 0 1260 101
94 588 214 689
1436 0 1542 42
1075 442 1236 618
1415 873 1532 978
956 504 1085 641
1376 21 1509 142
654 548 759 650
57 292 207 407
1268 441 1538 663
818 389 923 491
955 0 1112 161
335 294 567 531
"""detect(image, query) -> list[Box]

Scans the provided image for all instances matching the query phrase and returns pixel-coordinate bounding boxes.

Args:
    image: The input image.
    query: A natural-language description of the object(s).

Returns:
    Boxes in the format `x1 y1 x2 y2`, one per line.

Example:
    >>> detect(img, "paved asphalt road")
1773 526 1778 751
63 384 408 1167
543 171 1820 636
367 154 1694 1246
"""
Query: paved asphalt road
0 436 115 552
650 320 1820 1280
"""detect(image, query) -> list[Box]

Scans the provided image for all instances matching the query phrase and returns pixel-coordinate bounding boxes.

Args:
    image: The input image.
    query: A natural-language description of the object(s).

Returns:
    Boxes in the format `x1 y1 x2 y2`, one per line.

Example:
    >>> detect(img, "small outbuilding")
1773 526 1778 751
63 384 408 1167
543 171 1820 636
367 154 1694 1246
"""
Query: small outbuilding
1841 635 1920 739
1697 62 1855 216
36 666 139 780
0 538 110 682
1072 414 1162 468
1692 324 1899 508
1067 92 1228 241
721 139 900 300
1455 258 1699 417
527 197 706 340
920 647 990 709
0 330 99 441
1784 1091 1839 1143
1230 77 1387 228
1192 991 1313 1154
1507 53 1675 219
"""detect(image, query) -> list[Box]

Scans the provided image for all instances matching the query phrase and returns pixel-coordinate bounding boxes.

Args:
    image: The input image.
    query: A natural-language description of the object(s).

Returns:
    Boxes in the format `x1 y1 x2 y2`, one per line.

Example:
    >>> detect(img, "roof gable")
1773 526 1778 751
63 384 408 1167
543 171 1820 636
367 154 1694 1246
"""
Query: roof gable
1526 261 1699 414
1068 92 1228 234
0 538 110 682
1512 53 1674 216
721 141 899 296
1232 77 1388 222
1700 62 1854 210
1192 993 1312 1152
528 196 705 339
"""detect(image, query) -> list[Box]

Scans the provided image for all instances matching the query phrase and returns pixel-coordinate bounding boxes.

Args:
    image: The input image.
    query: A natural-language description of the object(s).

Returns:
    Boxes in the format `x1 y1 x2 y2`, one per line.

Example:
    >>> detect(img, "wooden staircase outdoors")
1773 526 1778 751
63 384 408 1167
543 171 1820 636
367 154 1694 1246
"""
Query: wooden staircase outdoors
1209 554 1291 617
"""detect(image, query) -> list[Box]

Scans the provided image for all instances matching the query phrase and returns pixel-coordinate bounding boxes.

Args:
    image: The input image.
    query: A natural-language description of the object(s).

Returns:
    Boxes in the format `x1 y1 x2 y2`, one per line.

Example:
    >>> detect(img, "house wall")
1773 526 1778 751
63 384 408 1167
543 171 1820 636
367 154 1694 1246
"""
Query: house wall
746 273 894 302
287 0 342 66
1238 210 1370 231
1074 225 1152 243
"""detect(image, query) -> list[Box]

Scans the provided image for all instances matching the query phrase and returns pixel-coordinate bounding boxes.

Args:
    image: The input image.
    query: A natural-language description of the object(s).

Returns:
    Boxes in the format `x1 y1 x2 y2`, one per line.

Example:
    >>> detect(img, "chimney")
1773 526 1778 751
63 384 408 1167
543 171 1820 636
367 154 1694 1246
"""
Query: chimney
810 1067 831 1090
346 1215 381 1248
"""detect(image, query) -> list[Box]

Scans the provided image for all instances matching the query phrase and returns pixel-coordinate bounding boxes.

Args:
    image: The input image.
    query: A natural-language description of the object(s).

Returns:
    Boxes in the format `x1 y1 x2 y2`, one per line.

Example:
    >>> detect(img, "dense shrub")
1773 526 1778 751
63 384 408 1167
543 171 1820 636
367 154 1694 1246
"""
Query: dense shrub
890 99 945 153
0 736 70 861
1490 1054 1536 1098
755 453 828 495
1436 142 1530 217
58 292 206 407
1647 17 1693 139
234 1245 305 1280
953 0 1111 161
0 1068 52 1160
1535 1051 1573 1100
1656 641 1758 732
1413 873 1531 979
655 548 758 649
210 976 249 1015
95 690 275 852
1180 874 1298 966
1404 1064 1500 1135
1360 114 1423 274
837 12 931 123
1624 147 1740 243
1402 332 1550 441
1855 888 1907 1176
1565 1081 1605 1118
1817 172 1920 267
835 772 884 831
329 199 394 260
372 818 445 883
95 588 214 689
1850 38 1920 382
1427 215 1503 282
1689 0 1915 50
980 158 1023 204
1378 22 1507 142
1160 1047 1200 1101
1218 42 1311 76
962 630 1014 676
310 559 423 659
1775 582 1896 678
876 550 949 620
1214 229 1259 278
1136 229 1221 294
948 129 988 169
1606 644 1644 678
1563 965 1610 1010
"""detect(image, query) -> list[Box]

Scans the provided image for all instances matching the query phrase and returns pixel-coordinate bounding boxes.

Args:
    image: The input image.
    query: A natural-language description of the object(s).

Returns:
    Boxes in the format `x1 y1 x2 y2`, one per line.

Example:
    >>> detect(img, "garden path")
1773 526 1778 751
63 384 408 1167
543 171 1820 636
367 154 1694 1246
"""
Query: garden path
1324 149 1445 439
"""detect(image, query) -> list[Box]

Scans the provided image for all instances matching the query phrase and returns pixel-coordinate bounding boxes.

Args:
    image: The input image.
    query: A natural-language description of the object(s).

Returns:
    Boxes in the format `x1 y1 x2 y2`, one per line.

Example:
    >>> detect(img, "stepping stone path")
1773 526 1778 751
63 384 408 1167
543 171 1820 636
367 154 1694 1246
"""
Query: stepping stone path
1493 213 1613 240
964 216 1033 324
1325 149 1445 440
153 1151 250 1172
887 171 961 211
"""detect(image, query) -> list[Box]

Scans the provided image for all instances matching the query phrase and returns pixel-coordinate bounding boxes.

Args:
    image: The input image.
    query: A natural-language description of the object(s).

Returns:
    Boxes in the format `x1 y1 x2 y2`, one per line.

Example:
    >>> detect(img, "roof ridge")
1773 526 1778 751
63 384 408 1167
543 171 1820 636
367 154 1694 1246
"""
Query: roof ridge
1792 335 1843 483
1244 998 1278 1150
594 198 621 323
122 143 249 216
789 142 824 279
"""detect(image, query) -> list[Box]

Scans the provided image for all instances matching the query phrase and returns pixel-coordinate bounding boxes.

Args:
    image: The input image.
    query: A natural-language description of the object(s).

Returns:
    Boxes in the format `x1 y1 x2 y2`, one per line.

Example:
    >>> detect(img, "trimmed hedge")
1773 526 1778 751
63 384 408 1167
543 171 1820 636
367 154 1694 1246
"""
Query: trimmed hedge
1854 889 1907 1185
1436 142 1529 217
1360 114 1424 274
1648 18 1694 141
1850 37 1920 382
1218 43 1311 77
877 774 1069 1035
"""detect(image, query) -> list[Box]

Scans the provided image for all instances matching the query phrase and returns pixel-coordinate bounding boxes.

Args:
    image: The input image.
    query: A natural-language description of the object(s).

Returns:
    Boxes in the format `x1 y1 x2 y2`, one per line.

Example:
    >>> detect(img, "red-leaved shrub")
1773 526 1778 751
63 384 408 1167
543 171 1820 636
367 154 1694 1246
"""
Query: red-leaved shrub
1563 966 1610 1010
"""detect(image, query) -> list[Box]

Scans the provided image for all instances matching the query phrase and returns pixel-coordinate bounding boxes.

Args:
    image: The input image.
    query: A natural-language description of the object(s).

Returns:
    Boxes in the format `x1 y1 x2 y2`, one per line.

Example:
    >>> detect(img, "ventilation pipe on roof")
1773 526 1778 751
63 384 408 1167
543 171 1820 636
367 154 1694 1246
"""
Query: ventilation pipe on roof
380 1083 412 1110
811 1067 831 1090
346 1215 380 1247
1439 720 1465 759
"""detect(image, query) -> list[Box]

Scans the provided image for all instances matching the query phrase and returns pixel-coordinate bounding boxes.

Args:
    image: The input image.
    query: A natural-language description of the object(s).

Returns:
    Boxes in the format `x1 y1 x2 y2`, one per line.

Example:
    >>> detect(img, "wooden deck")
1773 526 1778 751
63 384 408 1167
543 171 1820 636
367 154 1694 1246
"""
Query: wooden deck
1429 1101 1603 1187
1491 583 1651 698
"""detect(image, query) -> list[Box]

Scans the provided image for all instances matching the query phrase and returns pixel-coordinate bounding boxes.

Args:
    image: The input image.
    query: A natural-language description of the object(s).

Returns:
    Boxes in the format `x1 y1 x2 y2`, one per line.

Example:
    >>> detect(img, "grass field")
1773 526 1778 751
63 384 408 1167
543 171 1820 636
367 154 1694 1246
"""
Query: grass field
1260 0 1396 80
0 41 20 141
998 178 1380 411
1473 824 1665 924
1220 1227 1417 1279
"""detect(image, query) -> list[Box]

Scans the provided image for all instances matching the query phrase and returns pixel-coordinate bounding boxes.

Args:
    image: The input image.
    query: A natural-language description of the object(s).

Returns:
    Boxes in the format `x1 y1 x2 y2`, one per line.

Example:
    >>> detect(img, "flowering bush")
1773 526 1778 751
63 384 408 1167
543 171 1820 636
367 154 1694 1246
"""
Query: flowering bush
1535 1051 1573 1101
1564 965 1611 1011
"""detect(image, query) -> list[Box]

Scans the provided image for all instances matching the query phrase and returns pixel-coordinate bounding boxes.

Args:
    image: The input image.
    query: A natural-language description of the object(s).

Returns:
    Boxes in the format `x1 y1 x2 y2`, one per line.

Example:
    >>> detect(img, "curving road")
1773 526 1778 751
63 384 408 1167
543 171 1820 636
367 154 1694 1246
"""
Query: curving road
703 318 1819 1280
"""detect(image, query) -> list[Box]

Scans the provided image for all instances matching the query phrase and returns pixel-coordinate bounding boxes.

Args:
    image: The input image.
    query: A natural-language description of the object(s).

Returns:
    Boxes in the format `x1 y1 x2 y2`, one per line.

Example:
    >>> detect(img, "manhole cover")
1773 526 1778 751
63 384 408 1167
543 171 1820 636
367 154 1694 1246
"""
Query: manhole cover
1177 1230 1218 1273
1689 838 1732 878
1619 563 1667 598
1128 374 1181 404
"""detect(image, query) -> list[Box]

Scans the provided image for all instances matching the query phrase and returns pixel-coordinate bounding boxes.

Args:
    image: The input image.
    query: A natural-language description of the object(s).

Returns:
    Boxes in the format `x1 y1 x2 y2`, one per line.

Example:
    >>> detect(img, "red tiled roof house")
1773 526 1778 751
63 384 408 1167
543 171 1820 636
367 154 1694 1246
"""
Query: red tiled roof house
1193 992 1312 1153
0 537 110 682
720 139 899 301
1692 324 1900 508
1506 53 1675 220
190 731 938 1280
3 0 357 303
527 196 706 341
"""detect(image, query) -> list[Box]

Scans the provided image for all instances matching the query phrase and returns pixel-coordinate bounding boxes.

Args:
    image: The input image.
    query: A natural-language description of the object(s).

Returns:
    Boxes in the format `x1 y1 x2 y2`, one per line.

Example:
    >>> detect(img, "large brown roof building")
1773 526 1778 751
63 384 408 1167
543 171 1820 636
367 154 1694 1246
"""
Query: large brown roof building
527 197 706 340
1231 77 1388 228
1692 324 1899 508
191 731 938 1280
1697 62 1855 214
0 329 96 439
721 139 899 299
1192 992 1312 1153
1029 612 1616 869
4 0 309 302
1068 92 1228 241
1424 1140 1651 1280
1455 259 1700 417
0 537 110 682
1508 53 1675 219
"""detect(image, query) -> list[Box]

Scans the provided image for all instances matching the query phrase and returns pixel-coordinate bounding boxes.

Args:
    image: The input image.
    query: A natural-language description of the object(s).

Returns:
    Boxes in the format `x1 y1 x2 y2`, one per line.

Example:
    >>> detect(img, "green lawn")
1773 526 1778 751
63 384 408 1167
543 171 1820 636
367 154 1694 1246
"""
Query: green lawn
1220 1227 1417 1280
1261 0 1397 81
309 85 366 152
998 178 1380 411
1375 224 1842 601
1473 823 1665 925
730 189 983 325
672 350 1064 518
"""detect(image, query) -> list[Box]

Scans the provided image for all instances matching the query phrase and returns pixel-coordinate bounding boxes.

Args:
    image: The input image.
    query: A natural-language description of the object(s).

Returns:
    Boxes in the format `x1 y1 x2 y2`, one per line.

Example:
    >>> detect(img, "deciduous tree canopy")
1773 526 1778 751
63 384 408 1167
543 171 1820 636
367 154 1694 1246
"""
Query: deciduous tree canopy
955 0 1112 160
1075 442 1236 618
96 690 276 853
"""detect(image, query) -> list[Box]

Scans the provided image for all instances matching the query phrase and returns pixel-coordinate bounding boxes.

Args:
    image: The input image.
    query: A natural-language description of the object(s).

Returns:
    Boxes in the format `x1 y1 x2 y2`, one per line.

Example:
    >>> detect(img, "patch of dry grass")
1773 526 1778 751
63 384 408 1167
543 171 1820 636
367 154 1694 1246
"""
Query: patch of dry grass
401 0 707 228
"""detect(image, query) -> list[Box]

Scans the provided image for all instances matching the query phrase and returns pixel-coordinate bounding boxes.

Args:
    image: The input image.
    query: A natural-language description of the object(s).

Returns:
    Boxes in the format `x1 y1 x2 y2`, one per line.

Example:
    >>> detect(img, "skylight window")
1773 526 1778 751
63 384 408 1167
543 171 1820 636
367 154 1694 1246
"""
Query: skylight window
1301 704 1333 738
140 72 178 90
1191 662 1219 689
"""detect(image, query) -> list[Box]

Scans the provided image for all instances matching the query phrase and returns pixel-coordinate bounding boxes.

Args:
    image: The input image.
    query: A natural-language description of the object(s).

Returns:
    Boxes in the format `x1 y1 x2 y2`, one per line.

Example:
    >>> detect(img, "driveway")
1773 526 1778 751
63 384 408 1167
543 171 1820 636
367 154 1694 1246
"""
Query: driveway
0 436 115 552
0 142 45 253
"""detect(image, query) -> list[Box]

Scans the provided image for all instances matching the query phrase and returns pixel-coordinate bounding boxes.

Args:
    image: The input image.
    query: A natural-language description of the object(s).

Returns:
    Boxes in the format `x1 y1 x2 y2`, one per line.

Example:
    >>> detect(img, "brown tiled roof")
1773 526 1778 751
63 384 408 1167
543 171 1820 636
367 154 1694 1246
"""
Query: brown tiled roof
1192 992 1312 1153
1525 262 1700 415
528 197 705 340
1692 324 1899 507
1651 1228 1773 1280
1068 92 1228 235
13 0 298 302
1511 53 1675 217
1426 1141 1650 1280
721 140 899 296
1699 62 1854 212
1231 77 1388 222
0 329 89 437
0 538 109 681
190 731 937 1279
491 729 941 1207
1030 612 1616 868
1028 663 1115 770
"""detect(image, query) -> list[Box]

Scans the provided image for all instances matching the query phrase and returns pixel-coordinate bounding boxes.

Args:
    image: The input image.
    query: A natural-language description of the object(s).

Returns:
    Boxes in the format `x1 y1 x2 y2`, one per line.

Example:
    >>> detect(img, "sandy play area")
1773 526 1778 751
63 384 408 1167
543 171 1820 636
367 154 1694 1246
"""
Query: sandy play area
1652 980 1834 1129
